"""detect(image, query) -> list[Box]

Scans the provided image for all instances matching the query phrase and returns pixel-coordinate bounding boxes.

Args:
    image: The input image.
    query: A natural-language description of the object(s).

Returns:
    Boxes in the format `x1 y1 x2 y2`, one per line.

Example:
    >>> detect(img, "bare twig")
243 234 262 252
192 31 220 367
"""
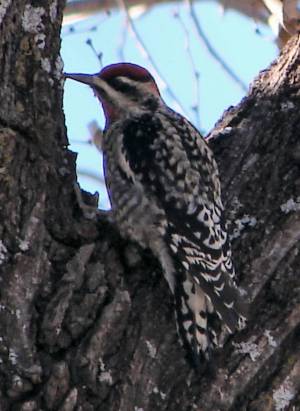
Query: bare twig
117 21 128 62
186 0 248 93
64 0 270 25
86 38 104 68
88 120 104 151
62 10 111 37
62 23 97 37
117 0 188 116
70 139 92 146
173 9 201 128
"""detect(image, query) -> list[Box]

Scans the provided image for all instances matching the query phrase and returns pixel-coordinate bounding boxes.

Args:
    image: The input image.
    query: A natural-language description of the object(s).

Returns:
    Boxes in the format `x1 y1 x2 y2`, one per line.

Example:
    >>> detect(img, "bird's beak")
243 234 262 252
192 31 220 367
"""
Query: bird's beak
64 73 107 90
64 72 95 85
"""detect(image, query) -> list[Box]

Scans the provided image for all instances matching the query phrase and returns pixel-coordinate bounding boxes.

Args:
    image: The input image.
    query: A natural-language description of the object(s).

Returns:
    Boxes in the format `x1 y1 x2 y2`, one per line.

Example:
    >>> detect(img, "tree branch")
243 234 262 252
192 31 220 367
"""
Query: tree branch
64 0 269 25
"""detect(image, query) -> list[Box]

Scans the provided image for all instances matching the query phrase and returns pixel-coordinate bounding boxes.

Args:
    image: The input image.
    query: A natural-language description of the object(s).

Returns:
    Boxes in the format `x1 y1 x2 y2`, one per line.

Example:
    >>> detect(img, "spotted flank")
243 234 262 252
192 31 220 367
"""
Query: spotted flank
109 106 249 365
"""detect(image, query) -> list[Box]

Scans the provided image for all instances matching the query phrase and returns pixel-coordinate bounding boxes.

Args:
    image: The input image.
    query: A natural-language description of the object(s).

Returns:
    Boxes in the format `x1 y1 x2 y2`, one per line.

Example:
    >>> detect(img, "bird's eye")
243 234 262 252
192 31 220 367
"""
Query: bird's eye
108 78 136 94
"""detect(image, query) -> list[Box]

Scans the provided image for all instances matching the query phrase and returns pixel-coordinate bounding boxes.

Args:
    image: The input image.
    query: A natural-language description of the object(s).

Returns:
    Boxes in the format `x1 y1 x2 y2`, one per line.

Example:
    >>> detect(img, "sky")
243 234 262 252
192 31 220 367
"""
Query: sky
62 1 277 209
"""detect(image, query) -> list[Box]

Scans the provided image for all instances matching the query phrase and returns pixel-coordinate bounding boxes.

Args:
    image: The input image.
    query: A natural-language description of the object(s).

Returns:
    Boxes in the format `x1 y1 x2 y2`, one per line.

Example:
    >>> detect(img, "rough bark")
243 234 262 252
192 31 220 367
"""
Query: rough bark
1 1 300 410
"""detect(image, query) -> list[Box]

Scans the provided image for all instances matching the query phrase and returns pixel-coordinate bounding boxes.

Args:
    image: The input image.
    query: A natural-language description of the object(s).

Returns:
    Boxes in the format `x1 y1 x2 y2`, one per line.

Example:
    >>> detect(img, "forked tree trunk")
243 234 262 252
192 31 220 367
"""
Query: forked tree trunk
0 2 300 410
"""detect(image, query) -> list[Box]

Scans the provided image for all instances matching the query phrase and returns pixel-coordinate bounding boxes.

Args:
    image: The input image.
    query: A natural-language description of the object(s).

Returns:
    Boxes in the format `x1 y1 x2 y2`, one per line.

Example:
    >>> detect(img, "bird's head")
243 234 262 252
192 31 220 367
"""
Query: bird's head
64 63 161 128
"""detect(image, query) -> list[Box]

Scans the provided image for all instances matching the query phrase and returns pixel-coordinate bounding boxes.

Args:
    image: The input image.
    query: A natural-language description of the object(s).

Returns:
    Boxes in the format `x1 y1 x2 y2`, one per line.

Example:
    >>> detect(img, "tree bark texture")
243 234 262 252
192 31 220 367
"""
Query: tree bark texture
1 1 300 410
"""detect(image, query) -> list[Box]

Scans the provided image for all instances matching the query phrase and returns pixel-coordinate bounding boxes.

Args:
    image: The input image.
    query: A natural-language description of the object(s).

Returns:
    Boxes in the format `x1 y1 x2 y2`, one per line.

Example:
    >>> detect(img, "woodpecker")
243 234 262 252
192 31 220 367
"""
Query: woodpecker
65 63 247 367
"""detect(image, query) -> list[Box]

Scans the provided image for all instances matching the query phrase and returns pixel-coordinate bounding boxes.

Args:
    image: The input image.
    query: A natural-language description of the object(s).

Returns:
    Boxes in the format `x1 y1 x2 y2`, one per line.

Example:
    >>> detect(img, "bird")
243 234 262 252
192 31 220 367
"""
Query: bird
64 63 247 367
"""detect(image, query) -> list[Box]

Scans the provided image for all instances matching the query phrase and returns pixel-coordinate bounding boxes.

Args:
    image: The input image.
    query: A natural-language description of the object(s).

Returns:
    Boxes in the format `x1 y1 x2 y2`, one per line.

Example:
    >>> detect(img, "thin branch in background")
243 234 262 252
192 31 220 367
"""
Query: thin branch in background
70 121 103 150
117 21 128 62
252 19 276 43
117 0 188 117
62 9 111 35
70 138 92 146
173 9 201 129
62 10 111 38
186 0 248 93
62 12 111 37
86 38 104 68
88 120 103 151
62 23 97 37
64 0 270 26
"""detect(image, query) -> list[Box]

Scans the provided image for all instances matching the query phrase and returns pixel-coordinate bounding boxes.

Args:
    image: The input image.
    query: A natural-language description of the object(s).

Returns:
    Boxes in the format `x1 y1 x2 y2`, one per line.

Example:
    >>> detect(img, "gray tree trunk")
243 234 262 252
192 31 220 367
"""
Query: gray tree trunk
0 2 300 410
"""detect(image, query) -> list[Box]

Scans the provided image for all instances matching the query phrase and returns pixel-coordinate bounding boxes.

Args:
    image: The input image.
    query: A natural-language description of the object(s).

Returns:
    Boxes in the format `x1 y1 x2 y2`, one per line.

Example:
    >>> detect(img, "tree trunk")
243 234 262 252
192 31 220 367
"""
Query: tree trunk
1 2 300 410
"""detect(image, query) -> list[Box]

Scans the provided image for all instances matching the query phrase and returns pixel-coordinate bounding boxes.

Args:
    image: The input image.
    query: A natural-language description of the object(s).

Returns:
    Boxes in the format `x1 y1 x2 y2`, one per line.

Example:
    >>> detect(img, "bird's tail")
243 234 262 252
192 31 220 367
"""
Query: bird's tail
173 265 248 368
196 269 248 334
173 269 218 367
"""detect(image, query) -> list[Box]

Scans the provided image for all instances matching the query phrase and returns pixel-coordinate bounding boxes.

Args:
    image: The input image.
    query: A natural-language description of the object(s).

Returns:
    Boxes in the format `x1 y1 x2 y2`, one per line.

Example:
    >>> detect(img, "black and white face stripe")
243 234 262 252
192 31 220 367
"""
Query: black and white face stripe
104 76 154 101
